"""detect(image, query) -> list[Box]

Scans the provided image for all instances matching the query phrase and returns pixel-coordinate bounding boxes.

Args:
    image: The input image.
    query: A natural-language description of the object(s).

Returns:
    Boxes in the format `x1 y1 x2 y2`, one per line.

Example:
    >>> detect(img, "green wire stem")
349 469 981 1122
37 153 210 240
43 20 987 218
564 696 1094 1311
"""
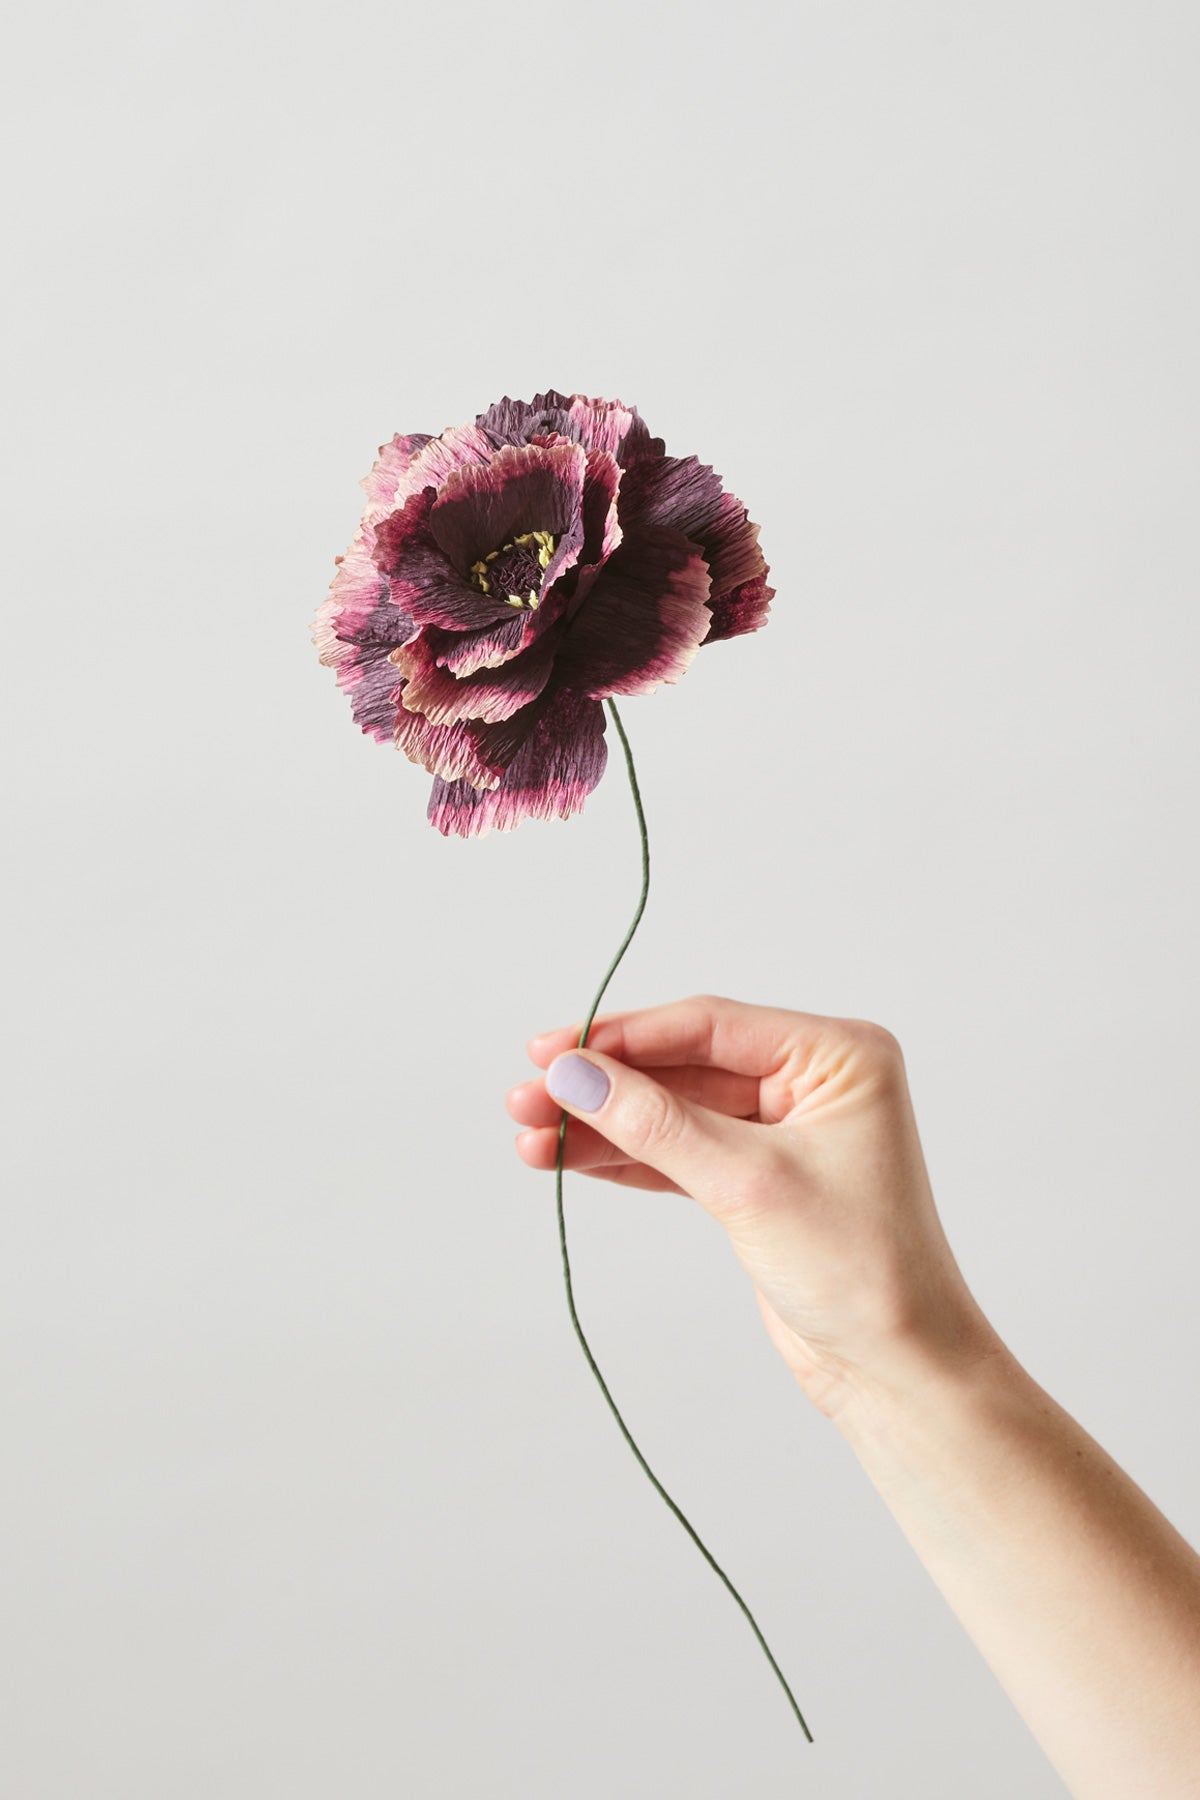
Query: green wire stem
553 696 814 1746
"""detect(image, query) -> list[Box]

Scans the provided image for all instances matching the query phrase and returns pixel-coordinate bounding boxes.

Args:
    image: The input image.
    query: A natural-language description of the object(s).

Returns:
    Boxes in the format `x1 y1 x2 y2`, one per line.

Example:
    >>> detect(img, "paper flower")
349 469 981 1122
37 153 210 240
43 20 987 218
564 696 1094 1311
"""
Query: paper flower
313 390 773 836
312 391 811 1748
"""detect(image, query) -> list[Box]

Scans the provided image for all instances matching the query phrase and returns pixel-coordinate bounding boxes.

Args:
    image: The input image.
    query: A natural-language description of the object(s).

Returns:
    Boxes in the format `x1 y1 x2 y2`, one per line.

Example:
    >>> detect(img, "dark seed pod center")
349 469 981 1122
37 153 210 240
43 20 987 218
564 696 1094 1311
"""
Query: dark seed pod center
470 529 557 609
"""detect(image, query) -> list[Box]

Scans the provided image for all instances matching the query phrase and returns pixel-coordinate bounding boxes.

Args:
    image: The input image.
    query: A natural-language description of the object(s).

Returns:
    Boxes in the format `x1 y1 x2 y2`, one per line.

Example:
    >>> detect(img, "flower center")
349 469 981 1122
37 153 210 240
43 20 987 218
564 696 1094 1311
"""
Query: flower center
469 529 557 609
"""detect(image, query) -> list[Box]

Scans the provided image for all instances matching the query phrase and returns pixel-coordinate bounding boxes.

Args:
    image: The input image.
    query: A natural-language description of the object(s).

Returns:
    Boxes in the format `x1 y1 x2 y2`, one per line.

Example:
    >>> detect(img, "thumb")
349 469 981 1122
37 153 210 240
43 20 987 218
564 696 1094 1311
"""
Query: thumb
545 1048 754 1202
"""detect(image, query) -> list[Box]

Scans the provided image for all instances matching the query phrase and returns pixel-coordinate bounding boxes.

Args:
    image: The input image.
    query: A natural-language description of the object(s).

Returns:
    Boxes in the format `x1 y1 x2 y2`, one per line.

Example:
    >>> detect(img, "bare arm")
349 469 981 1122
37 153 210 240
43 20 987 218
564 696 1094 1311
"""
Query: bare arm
837 1336 1200 1798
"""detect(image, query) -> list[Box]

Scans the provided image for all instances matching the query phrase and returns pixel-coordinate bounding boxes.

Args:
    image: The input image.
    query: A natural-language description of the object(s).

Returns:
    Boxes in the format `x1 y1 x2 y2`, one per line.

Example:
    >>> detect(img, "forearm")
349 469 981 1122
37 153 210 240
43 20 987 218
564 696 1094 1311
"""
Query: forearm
833 1336 1200 1798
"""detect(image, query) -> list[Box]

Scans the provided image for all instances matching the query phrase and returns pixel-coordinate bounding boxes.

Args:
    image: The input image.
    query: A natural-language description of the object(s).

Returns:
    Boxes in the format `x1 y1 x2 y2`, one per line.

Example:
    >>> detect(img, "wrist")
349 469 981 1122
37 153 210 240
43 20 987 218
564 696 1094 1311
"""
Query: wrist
822 1306 1016 1447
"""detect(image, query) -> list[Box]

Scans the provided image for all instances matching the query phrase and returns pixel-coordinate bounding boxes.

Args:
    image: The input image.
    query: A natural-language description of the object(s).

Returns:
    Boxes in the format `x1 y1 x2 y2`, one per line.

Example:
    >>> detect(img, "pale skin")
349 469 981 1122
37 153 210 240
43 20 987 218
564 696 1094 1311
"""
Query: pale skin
506 994 1200 1798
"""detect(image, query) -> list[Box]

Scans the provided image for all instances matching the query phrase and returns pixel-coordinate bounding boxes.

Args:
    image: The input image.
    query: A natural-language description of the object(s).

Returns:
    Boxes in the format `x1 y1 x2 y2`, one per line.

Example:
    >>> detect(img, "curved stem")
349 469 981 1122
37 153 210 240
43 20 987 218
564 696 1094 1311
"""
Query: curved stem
553 696 814 1745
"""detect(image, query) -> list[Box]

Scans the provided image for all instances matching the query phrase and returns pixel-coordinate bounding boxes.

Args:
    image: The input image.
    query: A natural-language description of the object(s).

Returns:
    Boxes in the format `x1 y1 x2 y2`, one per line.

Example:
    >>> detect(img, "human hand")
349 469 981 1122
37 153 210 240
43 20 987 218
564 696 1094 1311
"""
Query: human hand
507 994 999 1417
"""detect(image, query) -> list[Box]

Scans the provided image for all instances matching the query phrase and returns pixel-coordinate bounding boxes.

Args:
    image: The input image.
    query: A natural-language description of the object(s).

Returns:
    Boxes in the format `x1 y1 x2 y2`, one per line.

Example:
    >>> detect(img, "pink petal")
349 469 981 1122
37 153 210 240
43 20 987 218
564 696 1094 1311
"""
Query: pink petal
426 688 608 837
391 631 558 727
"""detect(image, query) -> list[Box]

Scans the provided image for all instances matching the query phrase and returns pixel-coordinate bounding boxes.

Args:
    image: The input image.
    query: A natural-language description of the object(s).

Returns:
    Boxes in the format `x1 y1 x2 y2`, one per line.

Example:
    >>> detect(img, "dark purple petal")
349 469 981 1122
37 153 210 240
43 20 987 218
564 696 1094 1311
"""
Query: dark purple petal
556 522 712 699
474 389 577 450
427 687 608 837
373 487 523 632
425 576 573 678
562 448 623 611
394 693 521 791
428 441 587 577
432 614 527 676
617 454 771 633
391 630 558 726
474 391 663 467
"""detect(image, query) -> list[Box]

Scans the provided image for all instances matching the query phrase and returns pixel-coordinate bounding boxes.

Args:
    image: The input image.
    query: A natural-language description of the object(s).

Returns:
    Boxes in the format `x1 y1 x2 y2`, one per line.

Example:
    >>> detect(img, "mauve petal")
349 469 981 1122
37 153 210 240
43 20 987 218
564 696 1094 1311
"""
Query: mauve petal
343 652 405 742
313 530 384 668
394 698 509 792
432 615 527 676
424 585 570 681
313 524 416 674
705 571 775 642
396 711 499 790
565 396 663 464
315 591 422 743
474 391 662 468
328 426 496 654
557 522 712 699
475 389 577 449
391 630 558 726
361 432 433 518
618 454 770 621
427 688 608 838
390 421 496 509
374 487 521 632
428 442 587 576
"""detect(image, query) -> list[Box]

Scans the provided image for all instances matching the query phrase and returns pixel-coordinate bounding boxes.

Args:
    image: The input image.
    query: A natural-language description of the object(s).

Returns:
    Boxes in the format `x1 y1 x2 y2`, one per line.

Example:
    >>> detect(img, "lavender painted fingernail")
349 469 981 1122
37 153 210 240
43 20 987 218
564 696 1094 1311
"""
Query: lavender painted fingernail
546 1053 611 1113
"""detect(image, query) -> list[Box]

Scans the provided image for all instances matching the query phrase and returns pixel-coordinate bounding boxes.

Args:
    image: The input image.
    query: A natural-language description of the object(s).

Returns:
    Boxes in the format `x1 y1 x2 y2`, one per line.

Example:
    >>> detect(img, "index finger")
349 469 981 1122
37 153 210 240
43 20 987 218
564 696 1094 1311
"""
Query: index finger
526 993 828 1078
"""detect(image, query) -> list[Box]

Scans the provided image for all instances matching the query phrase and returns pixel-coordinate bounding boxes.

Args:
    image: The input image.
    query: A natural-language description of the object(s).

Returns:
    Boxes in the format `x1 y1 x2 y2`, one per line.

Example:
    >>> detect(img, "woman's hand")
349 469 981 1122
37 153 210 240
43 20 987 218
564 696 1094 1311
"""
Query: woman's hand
506 993 998 1416
511 993 1200 1796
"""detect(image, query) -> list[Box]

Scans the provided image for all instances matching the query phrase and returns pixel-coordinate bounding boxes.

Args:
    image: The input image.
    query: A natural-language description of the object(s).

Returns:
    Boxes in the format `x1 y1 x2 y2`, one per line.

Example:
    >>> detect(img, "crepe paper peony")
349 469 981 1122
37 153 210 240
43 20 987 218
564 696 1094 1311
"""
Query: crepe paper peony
313 391 812 1748
313 389 771 836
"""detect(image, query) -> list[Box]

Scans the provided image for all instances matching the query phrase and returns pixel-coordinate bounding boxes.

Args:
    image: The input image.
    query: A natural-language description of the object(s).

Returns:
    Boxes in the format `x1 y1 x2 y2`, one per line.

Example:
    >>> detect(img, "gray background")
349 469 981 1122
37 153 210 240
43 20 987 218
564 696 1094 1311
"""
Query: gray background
3 1 1198 1794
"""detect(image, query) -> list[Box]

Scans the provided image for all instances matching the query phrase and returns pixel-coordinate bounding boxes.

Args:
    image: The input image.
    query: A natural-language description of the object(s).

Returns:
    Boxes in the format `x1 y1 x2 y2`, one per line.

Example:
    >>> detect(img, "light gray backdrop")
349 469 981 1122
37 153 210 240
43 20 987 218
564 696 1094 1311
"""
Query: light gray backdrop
3 2 1198 1794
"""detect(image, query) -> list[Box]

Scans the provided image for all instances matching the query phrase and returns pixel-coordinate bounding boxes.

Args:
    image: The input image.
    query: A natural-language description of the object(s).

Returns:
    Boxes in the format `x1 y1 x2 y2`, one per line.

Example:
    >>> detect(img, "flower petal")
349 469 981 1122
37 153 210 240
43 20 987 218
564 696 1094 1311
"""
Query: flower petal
565 395 662 464
562 448 623 612
393 695 532 792
374 487 523 631
474 391 662 468
391 630 558 726
313 518 417 683
556 522 712 699
428 441 587 580
342 650 405 742
314 530 386 669
360 431 434 518
431 615 528 676
475 389 577 449
427 688 607 837
389 421 496 509
705 571 775 641
617 454 772 638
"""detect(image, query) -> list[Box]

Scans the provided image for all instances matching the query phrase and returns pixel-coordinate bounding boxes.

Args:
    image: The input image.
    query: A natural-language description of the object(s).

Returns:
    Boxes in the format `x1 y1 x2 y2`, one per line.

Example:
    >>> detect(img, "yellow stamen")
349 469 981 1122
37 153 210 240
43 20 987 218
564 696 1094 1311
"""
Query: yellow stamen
470 528 559 607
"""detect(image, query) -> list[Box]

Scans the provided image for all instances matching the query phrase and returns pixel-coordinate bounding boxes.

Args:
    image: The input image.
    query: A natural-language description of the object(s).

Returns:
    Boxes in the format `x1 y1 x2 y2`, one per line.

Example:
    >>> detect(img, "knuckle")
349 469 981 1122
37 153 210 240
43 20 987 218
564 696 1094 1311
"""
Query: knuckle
681 993 727 1060
686 991 732 1021
842 1016 903 1062
866 1020 903 1059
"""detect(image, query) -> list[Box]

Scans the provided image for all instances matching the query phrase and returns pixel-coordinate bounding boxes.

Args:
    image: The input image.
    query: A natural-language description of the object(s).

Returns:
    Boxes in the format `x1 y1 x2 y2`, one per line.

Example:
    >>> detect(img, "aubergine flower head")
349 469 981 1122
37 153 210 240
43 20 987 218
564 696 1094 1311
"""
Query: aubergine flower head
313 390 773 836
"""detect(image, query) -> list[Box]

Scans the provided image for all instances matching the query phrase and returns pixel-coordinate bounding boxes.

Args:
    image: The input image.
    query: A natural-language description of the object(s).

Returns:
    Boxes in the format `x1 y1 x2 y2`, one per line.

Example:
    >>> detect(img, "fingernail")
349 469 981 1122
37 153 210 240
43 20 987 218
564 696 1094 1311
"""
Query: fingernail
546 1052 610 1113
